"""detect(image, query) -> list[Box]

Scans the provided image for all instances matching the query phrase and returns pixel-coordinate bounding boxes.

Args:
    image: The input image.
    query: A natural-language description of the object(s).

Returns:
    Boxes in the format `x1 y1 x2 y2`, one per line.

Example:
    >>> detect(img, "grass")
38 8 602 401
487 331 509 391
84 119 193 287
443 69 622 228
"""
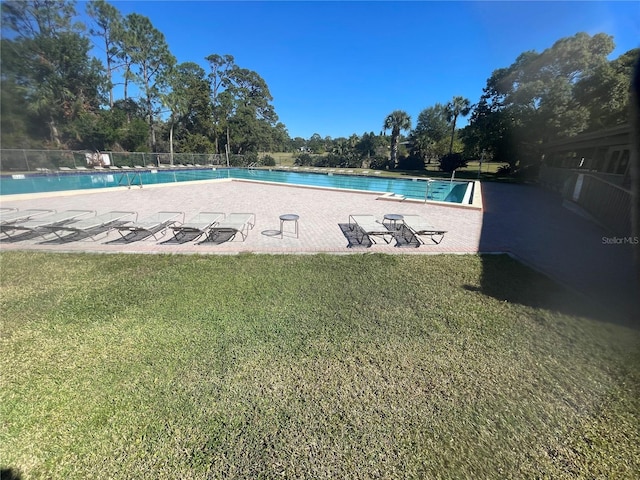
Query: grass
1 252 638 479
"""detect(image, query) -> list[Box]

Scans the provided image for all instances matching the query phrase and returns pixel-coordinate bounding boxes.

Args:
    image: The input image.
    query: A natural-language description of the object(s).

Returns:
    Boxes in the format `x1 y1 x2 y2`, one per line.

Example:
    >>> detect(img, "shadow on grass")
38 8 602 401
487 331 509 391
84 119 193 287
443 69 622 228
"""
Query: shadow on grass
466 254 622 323
1 467 23 480
476 182 639 327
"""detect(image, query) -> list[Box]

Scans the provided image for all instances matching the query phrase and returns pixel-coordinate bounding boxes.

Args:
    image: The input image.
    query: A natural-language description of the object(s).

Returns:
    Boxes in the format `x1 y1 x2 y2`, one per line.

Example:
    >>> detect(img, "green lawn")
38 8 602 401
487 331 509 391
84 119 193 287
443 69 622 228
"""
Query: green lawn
1 252 638 479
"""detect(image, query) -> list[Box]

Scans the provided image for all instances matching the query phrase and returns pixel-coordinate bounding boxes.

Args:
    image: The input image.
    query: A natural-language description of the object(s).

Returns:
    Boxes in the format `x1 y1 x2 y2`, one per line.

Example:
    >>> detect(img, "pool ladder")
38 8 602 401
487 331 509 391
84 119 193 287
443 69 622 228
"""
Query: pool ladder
117 171 143 189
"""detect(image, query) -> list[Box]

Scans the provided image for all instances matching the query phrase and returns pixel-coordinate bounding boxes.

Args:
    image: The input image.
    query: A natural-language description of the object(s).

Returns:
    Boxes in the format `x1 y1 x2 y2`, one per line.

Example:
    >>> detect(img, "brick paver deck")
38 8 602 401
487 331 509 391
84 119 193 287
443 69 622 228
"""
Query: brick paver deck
2 178 637 319
0 179 483 255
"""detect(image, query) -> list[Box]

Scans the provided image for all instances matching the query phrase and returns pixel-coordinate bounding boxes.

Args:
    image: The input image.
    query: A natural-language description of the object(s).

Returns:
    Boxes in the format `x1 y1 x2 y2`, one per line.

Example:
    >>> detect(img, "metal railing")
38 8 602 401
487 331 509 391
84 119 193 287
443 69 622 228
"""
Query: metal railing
117 171 143 189
540 166 632 234
573 174 632 235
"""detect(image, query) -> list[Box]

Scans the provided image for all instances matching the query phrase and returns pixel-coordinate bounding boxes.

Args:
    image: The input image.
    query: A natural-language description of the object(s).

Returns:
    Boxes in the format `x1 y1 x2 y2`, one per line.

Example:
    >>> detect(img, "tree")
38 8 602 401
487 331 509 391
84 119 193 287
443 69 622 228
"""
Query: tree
1 0 106 147
411 103 450 163
465 32 617 168
224 66 279 153
204 54 280 154
227 67 276 122
227 107 273 154
162 62 212 162
87 0 123 108
355 132 387 159
121 13 175 151
383 110 411 168
270 122 290 152
445 96 472 154
0 77 38 148
206 53 235 153
575 47 640 130
307 133 325 154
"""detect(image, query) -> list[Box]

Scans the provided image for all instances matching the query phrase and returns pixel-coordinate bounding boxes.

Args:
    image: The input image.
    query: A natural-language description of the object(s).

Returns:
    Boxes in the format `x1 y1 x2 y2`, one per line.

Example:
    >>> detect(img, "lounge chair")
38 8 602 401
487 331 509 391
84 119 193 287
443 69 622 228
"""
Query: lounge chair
206 213 255 242
2 210 95 239
348 215 393 244
116 211 184 241
169 212 225 241
0 209 54 227
401 214 447 244
42 210 137 240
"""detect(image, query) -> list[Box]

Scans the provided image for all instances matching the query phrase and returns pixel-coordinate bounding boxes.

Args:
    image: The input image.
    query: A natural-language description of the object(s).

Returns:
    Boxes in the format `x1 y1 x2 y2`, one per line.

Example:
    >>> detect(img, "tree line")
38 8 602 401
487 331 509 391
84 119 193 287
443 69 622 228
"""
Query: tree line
1 0 289 157
1 1 637 173
380 33 637 174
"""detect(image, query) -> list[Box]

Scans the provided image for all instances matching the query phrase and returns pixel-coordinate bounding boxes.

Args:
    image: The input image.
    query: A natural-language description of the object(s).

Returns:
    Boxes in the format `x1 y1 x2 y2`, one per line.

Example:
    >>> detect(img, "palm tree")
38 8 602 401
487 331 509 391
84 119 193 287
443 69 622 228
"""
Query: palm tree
445 96 472 154
383 110 412 168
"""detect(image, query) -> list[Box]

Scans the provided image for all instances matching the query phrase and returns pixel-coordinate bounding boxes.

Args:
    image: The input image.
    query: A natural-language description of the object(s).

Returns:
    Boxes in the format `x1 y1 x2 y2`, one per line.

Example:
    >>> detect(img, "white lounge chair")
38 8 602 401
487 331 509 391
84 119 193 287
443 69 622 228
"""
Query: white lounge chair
2 210 95 239
1 209 54 227
43 211 137 240
348 215 393 244
169 212 225 242
206 213 255 242
116 211 184 241
401 214 447 244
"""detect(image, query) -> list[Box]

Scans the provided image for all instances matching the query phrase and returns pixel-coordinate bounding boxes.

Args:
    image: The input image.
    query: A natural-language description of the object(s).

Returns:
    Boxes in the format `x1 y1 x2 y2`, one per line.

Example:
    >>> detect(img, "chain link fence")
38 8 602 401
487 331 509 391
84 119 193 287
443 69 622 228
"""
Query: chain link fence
0 150 249 172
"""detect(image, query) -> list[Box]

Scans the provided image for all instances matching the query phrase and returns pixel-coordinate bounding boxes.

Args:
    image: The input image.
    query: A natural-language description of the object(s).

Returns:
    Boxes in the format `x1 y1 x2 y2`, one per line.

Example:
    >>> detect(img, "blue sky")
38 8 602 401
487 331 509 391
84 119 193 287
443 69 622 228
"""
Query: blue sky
97 1 639 139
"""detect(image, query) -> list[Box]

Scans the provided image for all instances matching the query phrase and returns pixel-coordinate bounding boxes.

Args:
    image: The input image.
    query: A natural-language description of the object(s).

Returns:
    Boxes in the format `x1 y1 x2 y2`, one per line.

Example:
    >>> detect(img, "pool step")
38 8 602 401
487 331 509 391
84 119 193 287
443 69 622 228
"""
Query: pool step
377 192 406 201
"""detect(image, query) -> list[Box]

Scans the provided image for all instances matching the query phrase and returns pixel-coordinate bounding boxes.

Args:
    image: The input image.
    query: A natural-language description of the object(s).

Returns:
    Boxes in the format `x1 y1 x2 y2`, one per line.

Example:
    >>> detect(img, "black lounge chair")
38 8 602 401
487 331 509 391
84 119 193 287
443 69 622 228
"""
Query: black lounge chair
116 211 184 241
401 214 447 244
348 215 393 244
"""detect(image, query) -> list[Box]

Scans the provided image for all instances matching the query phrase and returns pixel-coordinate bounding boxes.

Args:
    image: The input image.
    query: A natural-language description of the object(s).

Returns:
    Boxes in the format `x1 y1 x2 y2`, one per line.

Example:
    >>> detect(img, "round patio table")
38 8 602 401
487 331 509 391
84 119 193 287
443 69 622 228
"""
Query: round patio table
383 213 404 230
279 214 299 238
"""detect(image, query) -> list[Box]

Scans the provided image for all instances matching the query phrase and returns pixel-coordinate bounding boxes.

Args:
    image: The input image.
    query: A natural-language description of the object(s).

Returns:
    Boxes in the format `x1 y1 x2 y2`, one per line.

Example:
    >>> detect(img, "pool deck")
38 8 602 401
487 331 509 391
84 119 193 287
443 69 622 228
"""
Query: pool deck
1 179 638 320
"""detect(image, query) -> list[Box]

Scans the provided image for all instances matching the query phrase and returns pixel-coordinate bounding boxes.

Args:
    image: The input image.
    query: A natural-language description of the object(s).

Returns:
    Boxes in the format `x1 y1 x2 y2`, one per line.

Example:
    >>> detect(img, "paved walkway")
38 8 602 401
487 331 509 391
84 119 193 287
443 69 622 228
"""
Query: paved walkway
1 179 637 320
0 180 483 255
479 182 639 321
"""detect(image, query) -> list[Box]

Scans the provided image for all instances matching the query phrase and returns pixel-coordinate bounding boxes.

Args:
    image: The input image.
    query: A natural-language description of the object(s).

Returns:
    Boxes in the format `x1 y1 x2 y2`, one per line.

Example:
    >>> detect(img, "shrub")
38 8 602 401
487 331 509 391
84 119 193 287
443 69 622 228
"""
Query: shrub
260 155 276 166
369 155 391 170
397 155 425 171
229 154 249 167
294 153 313 166
496 164 512 175
243 152 258 166
439 153 467 173
315 154 352 168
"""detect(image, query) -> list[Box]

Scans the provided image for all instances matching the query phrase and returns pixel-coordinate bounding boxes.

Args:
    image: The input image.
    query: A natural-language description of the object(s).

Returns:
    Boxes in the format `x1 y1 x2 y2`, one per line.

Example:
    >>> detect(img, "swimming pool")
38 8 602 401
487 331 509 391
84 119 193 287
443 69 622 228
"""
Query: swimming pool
0 168 473 203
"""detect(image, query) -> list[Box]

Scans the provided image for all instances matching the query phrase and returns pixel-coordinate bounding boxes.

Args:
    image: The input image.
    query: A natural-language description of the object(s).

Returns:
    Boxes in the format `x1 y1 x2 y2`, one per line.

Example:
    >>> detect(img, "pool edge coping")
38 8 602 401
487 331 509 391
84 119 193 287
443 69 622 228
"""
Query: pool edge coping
1 176 483 211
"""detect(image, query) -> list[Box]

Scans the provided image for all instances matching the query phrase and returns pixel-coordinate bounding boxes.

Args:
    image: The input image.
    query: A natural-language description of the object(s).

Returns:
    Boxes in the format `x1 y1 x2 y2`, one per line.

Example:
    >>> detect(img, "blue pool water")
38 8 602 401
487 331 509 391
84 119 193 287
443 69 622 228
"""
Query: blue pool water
1 168 472 203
